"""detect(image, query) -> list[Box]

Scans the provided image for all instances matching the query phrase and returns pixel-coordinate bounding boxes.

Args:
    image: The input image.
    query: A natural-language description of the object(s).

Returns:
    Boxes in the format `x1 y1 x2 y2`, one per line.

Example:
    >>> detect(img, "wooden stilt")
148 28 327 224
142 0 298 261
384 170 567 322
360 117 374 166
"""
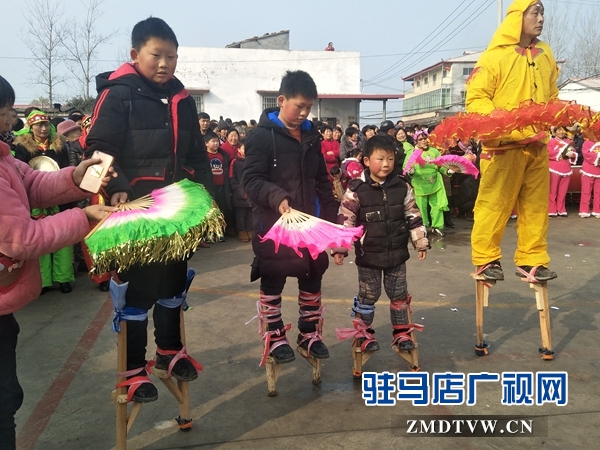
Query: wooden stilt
153 308 193 431
391 309 420 371
296 346 322 385
115 308 195 449
115 322 128 450
526 281 554 360
261 304 283 396
264 356 282 396
351 338 375 379
471 274 495 356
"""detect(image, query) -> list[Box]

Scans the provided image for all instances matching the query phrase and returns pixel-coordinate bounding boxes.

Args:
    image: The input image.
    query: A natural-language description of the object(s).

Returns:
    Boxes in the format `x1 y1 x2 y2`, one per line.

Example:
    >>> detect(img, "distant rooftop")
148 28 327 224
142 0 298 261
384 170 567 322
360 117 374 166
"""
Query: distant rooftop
560 77 600 91
402 51 483 81
226 30 290 50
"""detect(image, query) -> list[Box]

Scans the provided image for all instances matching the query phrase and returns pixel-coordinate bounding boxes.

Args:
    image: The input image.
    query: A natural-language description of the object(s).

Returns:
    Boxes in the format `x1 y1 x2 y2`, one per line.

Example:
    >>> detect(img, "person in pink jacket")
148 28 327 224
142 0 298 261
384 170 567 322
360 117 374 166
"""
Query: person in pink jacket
320 125 340 180
0 75 115 450
579 140 600 218
547 126 577 217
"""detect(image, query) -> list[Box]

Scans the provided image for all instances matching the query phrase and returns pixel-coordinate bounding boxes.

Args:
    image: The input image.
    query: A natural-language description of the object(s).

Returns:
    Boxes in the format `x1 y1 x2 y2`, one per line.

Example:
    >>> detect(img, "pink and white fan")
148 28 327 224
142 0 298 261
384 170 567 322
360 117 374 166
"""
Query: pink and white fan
430 154 480 179
260 208 363 259
402 149 427 175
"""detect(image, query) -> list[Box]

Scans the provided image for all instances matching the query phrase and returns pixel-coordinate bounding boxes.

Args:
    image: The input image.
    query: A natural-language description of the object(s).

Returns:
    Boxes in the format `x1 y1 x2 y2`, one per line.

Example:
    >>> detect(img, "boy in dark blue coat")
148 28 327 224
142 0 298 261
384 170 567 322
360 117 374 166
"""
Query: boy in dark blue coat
243 70 338 365
85 17 213 402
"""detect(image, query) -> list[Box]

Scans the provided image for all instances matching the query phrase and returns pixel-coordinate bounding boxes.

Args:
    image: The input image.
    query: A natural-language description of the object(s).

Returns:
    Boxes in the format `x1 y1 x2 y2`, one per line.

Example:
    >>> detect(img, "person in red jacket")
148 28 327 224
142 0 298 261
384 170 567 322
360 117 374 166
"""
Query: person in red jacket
320 124 340 181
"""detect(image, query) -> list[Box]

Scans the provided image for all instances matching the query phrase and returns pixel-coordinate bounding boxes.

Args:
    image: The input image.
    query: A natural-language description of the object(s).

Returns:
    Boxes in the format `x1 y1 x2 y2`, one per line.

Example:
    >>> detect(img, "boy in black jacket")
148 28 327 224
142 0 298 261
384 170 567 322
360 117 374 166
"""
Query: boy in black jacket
85 17 212 402
332 135 429 352
243 70 338 365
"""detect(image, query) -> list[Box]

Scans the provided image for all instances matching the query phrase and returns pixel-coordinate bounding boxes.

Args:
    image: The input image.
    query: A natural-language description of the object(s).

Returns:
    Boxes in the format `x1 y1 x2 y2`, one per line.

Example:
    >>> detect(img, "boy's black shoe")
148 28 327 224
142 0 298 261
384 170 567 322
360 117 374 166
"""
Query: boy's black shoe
59 282 72 294
40 287 50 295
358 337 380 352
477 260 504 281
297 334 330 359
155 353 199 382
270 343 295 364
99 281 110 292
399 339 415 351
515 266 557 282
132 381 158 403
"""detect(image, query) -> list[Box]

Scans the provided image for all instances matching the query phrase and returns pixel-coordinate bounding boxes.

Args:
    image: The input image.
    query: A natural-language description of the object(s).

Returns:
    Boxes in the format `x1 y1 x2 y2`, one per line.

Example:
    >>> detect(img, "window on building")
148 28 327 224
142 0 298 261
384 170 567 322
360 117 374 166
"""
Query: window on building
461 90 467 104
190 93 204 112
262 95 278 110
424 76 429 85
463 67 474 76
416 80 421 88
402 87 453 116
433 73 437 84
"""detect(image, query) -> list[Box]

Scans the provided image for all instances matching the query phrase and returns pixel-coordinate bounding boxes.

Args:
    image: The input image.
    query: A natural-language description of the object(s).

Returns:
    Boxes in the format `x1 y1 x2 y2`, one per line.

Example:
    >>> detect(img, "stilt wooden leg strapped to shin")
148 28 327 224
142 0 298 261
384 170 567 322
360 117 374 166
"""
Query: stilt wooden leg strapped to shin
336 318 378 379
248 294 291 367
297 291 326 354
390 296 423 371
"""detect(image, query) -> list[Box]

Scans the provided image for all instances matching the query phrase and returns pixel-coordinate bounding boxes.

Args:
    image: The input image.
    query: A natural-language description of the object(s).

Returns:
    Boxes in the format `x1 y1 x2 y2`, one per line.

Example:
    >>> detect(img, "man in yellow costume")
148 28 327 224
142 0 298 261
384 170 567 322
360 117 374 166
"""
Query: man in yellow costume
466 0 559 282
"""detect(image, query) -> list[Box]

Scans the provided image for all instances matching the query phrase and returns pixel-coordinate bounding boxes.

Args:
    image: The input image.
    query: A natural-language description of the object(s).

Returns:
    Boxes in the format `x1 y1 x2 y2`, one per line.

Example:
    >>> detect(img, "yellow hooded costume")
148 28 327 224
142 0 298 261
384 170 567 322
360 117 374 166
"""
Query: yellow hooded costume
468 0 556 269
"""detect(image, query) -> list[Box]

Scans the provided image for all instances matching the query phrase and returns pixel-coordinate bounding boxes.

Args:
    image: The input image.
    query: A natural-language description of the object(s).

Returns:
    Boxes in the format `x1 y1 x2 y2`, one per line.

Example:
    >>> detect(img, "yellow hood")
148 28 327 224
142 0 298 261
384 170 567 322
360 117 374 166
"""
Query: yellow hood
488 0 541 50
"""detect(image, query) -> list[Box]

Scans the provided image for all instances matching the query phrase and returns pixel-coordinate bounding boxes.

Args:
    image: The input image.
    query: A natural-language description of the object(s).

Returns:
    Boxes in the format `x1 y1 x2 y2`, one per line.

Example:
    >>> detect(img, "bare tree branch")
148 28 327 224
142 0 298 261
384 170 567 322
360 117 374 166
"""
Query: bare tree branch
60 0 119 98
20 0 69 105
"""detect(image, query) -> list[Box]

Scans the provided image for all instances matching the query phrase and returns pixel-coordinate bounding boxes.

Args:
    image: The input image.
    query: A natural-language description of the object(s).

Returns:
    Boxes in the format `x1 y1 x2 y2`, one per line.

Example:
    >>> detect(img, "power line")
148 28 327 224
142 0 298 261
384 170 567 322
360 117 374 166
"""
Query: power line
367 0 494 87
363 0 478 85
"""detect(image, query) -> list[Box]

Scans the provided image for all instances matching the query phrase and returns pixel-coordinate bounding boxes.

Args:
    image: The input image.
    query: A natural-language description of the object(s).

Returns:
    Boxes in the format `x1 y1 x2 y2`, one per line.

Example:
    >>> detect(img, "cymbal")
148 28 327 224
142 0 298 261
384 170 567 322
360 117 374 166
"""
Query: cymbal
28 156 60 172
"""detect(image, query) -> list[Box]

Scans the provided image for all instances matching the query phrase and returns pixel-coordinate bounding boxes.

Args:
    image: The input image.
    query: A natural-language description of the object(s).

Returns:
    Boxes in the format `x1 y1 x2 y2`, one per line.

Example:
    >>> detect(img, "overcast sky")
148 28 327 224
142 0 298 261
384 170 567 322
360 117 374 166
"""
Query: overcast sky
1 0 591 122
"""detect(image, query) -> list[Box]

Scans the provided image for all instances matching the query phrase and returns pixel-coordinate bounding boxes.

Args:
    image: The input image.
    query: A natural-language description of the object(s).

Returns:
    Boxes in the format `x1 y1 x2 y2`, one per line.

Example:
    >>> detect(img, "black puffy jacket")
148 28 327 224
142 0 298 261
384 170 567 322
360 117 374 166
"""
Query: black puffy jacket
243 108 338 280
349 171 411 269
85 63 213 200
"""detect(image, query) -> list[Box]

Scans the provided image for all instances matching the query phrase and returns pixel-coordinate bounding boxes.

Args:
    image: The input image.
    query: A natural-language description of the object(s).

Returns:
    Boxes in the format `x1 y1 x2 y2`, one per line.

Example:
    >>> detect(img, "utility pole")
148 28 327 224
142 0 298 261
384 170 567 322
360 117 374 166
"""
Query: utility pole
498 0 503 26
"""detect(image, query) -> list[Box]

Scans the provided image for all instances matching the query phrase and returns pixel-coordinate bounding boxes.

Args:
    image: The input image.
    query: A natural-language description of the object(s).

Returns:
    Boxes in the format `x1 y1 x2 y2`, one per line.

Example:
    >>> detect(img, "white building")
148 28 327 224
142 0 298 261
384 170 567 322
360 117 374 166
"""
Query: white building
175 32 400 128
401 51 483 126
559 78 600 111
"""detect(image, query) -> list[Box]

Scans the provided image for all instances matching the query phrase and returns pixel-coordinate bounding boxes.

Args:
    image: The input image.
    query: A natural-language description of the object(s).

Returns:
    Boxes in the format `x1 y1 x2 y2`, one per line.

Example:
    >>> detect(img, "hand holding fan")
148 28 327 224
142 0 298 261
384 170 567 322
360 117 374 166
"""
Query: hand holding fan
85 179 225 274
402 149 427 175
260 208 363 259
430 155 479 179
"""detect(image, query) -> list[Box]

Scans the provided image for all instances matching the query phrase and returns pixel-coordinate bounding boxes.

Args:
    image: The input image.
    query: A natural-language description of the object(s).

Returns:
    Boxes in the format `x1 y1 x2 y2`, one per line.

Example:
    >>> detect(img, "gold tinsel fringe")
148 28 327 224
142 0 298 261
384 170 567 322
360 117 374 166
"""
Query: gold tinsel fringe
89 206 226 274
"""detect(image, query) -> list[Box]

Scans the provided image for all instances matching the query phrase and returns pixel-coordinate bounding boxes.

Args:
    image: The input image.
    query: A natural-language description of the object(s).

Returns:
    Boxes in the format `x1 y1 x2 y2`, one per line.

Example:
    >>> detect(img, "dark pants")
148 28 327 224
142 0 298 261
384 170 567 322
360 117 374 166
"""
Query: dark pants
235 207 253 232
0 314 24 450
260 274 322 334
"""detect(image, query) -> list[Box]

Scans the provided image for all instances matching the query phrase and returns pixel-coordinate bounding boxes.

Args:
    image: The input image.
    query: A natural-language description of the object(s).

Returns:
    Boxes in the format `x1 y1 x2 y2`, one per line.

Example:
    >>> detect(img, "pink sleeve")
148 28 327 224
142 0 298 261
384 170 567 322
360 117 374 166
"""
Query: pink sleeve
0 178 90 261
547 139 560 161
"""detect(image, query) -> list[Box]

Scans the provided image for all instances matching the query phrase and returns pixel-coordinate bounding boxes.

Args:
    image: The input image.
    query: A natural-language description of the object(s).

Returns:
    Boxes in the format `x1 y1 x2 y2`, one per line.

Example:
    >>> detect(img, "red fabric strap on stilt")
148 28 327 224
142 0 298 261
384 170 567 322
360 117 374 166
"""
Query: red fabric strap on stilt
391 322 424 346
516 266 539 283
298 291 326 356
390 294 413 314
147 346 203 378
260 323 291 367
335 318 377 352
115 366 153 403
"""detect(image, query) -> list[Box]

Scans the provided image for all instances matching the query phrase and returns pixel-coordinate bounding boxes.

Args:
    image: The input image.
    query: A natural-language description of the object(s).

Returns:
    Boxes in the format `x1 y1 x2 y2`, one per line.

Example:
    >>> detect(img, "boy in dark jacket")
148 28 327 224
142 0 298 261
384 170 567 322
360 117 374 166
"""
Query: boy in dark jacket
243 70 339 365
85 17 213 403
229 143 252 242
332 135 429 352
204 130 231 241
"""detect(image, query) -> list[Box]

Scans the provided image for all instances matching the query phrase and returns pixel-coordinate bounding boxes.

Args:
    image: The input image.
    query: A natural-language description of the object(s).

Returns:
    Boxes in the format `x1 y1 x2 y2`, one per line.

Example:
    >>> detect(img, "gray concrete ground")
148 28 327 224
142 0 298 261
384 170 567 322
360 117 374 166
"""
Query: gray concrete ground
13 211 600 450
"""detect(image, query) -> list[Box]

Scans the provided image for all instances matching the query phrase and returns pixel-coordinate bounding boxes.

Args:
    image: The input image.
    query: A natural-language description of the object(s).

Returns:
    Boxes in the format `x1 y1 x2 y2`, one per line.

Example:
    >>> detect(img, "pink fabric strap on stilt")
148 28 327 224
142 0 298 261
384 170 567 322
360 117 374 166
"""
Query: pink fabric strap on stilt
298 291 326 356
516 266 539 283
335 318 376 352
115 366 152 403
391 323 424 346
260 324 292 367
147 346 203 378
390 294 413 314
